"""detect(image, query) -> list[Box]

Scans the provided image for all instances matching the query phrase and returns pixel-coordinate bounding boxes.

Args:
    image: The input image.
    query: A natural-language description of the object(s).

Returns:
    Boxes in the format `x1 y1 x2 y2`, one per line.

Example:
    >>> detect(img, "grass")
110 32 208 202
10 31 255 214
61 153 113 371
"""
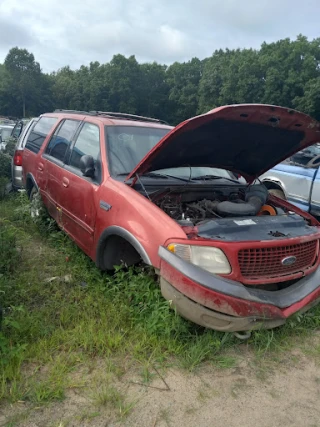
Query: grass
1 192 320 419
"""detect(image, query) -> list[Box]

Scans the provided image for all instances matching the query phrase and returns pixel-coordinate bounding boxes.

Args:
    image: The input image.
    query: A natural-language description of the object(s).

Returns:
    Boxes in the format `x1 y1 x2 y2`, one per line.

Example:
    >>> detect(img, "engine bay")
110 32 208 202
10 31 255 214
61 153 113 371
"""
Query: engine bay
149 183 319 240
152 183 285 226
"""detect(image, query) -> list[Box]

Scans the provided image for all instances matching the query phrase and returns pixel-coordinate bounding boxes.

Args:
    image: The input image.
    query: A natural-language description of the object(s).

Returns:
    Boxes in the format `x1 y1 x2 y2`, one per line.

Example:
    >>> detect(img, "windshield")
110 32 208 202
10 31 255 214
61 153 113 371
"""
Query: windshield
106 125 236 180
106 125 170 175
152 166 234 179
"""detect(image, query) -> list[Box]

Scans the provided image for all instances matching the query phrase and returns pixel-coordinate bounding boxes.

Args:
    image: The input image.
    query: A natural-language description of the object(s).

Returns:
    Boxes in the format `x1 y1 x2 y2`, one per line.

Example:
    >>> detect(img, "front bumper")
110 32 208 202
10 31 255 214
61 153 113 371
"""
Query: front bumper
159 246 320 332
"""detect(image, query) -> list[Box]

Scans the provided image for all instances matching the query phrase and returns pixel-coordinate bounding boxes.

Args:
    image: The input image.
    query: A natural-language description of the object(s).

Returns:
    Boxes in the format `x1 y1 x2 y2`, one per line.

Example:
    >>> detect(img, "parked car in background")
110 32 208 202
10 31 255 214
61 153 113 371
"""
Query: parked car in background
260 144 320 217
22 105 320 333
11 118 38 190
0 125 14 150
10 120 26 141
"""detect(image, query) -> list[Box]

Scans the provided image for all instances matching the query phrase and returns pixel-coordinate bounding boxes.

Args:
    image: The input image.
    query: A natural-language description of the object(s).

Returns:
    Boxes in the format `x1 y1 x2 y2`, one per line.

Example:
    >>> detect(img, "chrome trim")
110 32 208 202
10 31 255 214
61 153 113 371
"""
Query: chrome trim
100 200 112 211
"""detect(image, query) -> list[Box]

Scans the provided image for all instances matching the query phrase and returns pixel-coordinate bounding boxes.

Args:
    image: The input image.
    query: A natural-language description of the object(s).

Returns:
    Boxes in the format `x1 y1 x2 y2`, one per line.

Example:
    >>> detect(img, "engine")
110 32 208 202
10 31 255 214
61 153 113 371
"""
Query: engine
154 184 280 226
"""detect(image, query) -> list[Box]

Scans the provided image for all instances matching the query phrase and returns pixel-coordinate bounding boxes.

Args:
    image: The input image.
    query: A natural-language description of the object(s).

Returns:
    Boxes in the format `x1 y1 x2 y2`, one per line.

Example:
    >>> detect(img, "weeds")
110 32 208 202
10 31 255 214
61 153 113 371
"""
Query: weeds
1 192 320 411
92 383 136 418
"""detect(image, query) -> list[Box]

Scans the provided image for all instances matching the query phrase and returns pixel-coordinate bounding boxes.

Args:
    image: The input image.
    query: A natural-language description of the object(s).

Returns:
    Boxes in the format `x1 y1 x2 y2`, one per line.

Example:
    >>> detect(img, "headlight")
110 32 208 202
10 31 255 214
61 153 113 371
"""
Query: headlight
167 244 231 274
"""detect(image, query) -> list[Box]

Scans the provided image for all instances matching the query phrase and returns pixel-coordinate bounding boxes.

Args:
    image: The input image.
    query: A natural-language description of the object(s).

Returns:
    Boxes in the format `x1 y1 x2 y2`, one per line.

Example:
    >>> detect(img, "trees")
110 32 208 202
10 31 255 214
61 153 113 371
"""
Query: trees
1 35 320 122
4 48 42 117
166 58 203 124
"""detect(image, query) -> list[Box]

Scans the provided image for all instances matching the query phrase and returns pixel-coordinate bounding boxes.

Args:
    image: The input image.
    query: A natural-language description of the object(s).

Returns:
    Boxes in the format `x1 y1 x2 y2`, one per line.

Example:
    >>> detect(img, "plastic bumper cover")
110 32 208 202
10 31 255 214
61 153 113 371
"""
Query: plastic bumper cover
158 246 320 330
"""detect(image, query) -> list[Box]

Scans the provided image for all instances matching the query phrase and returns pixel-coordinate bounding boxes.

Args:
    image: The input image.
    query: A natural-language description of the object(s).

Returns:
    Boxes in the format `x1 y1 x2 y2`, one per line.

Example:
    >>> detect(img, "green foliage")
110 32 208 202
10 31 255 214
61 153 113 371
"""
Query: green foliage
4 137 16 157
4 47 41 117
2 34 320 124
0 152 11 179
1 193 320 405
0 151 11 199
0 223 19 274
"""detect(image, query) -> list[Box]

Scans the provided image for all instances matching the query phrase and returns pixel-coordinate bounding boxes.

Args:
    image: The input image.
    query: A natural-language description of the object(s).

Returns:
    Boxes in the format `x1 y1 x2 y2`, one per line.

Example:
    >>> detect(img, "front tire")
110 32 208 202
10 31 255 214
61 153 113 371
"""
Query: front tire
268 189 286 200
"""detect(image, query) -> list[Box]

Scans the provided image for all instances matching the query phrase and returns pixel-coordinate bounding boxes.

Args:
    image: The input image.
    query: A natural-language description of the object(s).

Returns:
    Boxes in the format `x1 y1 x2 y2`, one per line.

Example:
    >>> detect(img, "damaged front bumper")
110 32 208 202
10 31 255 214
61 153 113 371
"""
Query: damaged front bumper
158 246 320 332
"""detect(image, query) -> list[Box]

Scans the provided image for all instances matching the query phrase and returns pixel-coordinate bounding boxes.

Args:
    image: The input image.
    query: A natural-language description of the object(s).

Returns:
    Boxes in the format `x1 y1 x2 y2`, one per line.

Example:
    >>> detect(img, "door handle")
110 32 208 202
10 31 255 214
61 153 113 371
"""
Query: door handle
62 177 69 188
38 162 44 171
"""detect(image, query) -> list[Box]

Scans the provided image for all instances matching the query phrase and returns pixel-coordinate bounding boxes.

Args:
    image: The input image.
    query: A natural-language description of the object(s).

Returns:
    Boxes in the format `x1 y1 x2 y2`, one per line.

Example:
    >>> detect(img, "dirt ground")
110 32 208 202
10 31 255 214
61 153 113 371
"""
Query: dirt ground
2 344 320 427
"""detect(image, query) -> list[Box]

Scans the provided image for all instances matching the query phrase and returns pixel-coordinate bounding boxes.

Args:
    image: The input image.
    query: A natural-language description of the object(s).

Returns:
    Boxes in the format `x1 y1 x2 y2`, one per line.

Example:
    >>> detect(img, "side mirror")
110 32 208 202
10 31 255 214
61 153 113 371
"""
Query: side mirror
80 155 95 177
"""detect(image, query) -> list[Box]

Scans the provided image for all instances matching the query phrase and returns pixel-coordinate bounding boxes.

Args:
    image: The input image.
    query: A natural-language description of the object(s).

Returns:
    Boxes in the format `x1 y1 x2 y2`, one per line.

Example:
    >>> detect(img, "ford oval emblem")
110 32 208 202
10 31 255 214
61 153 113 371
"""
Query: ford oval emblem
281 256 297 266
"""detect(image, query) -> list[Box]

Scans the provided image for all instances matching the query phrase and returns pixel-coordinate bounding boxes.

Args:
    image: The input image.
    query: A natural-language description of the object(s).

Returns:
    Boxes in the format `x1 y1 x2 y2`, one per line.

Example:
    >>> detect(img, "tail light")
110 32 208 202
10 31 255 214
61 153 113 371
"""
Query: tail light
14 150 23 166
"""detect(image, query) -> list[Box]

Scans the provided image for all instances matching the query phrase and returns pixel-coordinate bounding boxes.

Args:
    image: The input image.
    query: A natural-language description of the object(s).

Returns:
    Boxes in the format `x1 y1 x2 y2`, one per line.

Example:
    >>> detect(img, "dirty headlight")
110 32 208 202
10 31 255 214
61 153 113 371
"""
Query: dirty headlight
167 244 231 274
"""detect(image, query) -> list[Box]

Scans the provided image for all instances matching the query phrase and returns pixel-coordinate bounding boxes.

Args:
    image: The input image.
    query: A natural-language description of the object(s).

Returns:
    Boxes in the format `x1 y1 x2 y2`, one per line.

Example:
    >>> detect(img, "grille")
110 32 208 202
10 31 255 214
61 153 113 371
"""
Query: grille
238 240 318 279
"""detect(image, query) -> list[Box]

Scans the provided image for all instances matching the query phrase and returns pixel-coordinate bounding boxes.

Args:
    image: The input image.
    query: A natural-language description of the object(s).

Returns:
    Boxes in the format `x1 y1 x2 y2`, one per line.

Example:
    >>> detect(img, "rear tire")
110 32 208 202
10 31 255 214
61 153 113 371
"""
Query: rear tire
268 189 286 200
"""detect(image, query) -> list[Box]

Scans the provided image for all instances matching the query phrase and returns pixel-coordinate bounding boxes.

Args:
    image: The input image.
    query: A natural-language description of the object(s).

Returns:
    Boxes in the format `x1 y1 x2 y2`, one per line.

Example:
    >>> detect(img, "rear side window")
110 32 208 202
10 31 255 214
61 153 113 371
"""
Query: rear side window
25 117 58 154
19 120 38 149
46 119 80 162
12 122 23 139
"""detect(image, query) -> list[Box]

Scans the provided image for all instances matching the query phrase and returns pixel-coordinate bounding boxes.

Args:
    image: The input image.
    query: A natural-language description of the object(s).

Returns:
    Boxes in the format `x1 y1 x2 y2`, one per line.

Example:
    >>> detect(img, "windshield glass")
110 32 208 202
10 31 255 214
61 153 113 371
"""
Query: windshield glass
106 125 236 180
106 125 170 175
152 166 234 179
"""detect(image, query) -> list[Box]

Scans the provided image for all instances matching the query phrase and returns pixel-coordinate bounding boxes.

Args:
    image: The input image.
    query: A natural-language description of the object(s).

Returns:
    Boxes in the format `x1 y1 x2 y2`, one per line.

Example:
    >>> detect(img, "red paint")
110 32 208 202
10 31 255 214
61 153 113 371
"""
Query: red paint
160 259 285 318
126 104 320 183
165 230 320 286
160 259 320 321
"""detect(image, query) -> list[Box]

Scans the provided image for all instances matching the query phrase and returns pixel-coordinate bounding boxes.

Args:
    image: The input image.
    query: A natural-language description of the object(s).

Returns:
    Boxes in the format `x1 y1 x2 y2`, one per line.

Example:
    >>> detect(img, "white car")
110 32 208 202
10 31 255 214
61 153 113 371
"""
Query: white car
0 125 14 150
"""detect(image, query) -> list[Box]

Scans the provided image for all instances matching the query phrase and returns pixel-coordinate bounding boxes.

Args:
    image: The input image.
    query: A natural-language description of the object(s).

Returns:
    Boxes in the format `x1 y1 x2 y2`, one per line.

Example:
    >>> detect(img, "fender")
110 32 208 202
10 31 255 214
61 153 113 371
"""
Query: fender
96 225 152 268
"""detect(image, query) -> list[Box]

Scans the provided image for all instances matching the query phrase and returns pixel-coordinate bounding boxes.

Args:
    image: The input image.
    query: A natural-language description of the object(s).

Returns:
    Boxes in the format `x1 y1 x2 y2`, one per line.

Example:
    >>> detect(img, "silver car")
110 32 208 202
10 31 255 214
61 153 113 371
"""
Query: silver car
11 118 39 190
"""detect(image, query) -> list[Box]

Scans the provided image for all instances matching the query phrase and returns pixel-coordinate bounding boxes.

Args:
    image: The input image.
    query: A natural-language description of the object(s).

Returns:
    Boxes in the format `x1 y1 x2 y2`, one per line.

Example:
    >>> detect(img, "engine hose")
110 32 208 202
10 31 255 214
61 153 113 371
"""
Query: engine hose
216 184 268 217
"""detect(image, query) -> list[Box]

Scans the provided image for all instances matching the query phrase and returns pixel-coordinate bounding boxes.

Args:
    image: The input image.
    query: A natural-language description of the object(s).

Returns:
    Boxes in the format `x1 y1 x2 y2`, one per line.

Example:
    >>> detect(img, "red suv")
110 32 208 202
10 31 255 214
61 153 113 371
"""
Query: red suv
22 105 320 333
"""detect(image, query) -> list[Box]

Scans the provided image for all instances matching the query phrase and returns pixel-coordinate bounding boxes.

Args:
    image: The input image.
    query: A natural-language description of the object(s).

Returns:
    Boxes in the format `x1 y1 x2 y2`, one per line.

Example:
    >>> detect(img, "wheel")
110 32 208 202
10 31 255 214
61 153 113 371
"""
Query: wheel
29 186 43 219
306 154 320 169
268 189 286 200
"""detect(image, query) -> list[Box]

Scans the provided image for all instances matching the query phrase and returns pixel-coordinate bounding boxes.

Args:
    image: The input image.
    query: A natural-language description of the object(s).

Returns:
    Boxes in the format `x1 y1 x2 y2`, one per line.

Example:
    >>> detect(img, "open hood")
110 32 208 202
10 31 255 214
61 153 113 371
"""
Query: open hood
126 104 320 183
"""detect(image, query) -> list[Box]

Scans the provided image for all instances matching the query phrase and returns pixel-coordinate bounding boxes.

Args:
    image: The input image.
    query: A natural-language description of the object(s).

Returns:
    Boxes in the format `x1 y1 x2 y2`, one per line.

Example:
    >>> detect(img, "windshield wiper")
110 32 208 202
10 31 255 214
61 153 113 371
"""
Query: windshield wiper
191 175 240 183
116 172 191 183
142 172 191 182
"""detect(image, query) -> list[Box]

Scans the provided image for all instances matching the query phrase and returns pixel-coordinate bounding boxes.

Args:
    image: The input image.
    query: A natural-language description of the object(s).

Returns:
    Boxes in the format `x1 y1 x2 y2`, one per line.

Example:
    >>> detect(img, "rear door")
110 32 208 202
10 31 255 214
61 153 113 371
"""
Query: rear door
42 119 82 222
58 122 102 254
23 116 59 192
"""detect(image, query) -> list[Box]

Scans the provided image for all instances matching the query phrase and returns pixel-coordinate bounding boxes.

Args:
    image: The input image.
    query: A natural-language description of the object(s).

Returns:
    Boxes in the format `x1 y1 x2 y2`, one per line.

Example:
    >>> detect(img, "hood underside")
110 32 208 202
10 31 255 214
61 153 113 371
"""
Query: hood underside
126 104 320 182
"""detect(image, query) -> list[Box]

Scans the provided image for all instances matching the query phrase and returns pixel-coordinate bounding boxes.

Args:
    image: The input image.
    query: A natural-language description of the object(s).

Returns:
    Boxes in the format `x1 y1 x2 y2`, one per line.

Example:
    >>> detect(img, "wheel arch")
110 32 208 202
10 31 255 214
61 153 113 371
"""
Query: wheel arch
96 226 152 271
25 173 39 197
261 178 287 198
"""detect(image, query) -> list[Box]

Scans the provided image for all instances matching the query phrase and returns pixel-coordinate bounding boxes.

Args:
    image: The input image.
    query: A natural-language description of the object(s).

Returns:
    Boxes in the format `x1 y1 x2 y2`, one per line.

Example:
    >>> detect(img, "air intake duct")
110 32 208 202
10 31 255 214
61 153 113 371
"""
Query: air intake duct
216 185 268 217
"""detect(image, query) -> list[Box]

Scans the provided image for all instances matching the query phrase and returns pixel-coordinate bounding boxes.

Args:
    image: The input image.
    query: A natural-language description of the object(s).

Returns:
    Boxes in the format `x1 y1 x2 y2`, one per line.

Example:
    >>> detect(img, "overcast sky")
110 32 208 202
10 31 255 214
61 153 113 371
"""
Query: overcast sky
0 0 319 72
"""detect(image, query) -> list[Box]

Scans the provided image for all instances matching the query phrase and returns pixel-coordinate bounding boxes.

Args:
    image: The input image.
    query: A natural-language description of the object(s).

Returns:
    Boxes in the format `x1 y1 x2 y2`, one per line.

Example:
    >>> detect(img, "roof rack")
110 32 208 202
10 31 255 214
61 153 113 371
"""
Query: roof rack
54 109 95 116
90 111 169 125
53 109 169 125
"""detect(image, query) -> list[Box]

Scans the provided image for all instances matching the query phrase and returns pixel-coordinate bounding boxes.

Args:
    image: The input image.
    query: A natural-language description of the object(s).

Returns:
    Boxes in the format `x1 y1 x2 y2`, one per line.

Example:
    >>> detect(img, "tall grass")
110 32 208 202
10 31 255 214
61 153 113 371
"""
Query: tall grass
0 193 320 404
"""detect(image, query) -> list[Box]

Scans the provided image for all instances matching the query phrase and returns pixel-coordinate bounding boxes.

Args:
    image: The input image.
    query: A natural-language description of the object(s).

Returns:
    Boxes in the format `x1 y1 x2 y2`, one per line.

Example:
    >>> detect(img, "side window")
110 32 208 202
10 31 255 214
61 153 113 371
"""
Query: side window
25 117 58 154
69 123 100 170
46 119 80 162
12 122 23 139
